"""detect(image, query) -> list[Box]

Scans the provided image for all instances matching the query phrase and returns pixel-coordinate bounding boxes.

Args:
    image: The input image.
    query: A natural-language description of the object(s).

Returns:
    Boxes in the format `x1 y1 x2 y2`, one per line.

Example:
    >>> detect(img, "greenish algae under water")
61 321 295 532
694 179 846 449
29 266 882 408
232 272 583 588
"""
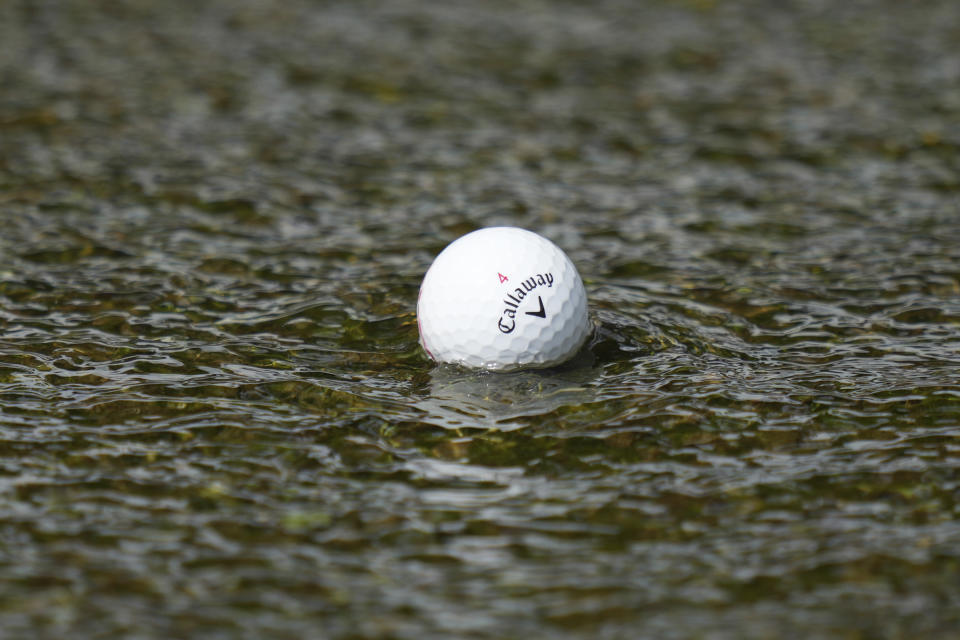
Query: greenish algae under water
1 0 960 638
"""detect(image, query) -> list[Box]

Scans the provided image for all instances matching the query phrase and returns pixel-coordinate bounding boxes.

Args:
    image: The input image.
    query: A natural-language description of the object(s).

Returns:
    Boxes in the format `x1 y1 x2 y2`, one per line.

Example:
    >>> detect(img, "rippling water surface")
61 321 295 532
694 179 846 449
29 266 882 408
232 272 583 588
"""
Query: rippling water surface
2 0 959 637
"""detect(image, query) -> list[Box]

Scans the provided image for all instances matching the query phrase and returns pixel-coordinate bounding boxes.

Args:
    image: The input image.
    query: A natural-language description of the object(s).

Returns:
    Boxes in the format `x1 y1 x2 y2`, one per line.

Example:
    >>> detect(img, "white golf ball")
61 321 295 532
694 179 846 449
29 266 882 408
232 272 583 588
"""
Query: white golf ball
417 227 591 371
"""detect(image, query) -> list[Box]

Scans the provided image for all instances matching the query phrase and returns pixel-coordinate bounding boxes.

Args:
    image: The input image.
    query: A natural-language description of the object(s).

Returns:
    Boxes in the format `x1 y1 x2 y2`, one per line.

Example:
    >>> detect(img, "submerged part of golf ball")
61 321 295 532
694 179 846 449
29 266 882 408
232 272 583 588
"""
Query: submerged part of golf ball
417 227 591 371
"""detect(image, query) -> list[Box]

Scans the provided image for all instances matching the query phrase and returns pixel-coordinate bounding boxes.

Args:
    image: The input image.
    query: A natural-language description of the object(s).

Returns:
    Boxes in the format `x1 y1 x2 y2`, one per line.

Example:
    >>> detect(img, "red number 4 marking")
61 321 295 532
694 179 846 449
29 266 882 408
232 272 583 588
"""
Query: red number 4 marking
498 273 509 283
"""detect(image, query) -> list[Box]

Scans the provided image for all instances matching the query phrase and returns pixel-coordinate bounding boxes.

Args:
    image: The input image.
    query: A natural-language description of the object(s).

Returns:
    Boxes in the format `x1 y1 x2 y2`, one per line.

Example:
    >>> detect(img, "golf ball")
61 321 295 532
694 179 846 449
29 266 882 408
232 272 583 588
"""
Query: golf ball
417 227 591 371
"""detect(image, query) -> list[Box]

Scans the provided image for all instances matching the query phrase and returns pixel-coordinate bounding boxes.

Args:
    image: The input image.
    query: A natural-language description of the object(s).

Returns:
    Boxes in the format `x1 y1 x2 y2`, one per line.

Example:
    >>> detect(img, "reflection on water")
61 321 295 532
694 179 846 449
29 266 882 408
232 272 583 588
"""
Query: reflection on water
1 0 960 637
417 347 599 430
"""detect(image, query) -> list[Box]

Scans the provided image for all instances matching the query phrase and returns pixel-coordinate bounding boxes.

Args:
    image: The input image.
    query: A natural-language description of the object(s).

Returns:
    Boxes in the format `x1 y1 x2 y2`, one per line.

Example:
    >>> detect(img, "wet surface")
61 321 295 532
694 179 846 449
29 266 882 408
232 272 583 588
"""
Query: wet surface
1 0 959 637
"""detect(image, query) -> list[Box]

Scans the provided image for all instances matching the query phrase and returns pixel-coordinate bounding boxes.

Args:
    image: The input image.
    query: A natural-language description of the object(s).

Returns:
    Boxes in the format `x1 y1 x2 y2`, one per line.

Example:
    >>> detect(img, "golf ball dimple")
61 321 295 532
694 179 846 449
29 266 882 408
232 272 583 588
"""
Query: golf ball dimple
417 227 591 371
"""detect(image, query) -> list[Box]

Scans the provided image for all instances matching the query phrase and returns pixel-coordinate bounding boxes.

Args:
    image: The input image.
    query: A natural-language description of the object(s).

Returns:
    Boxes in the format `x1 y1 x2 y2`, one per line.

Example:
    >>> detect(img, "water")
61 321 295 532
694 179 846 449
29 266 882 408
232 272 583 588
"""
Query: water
1 0 959 637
